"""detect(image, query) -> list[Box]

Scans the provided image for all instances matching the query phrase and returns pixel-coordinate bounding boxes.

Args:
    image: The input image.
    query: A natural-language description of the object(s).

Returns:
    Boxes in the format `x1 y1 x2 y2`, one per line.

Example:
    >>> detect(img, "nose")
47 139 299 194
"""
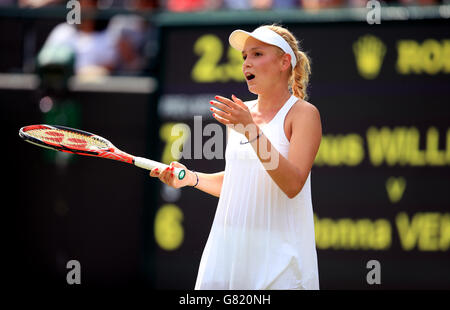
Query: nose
243 57 252 69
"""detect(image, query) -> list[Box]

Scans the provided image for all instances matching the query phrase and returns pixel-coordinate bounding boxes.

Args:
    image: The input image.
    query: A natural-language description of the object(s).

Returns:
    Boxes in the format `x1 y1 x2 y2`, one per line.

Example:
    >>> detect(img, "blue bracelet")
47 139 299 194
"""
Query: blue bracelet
240 131 262 145
192 170 199 187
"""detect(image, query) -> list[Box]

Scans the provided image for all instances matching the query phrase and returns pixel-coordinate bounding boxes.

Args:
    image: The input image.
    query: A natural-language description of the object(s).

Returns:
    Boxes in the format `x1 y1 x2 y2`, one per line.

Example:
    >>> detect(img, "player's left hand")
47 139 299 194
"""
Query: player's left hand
210 94 259 137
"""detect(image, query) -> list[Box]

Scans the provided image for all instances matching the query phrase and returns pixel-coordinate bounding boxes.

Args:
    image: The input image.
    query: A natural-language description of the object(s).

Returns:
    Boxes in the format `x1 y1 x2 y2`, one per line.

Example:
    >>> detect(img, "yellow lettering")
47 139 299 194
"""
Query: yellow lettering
316 213 448 252
336 218 358 249
373 219 392 250
191 34 244 83
421 39 442 75
367 126 449 167
443 40 450 73
396 40 421 74
447 129 450 163
396 212 420 251
397 39 450 75
191 34 223 83
426 127 446 165
396 212 450 252
314 133 364 166
315 216 339 249
366 126 383 166
154 204 184 251
440 214 450 251
386 177 406 204
418 213 440 251
345 134 365 166
408 127 425 166
314 136 331 166
224 47 245 82
356 219 373 250
328 134 343 166
366 126 410 166
314 215 391 250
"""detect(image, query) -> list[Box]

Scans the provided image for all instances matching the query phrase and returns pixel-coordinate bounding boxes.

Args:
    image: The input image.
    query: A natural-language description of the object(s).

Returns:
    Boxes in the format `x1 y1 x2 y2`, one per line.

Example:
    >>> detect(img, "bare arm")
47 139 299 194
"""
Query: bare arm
188 170 224 198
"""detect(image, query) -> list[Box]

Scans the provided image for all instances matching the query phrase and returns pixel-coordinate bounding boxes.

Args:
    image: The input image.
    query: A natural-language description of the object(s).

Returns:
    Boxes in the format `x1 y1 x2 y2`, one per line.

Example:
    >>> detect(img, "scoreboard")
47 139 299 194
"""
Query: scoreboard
150 16 450 289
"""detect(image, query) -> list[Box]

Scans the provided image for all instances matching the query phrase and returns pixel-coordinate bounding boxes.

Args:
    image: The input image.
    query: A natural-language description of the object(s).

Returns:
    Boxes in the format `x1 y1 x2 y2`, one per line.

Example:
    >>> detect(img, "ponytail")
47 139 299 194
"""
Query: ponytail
291 50 311 100
265 25 311 100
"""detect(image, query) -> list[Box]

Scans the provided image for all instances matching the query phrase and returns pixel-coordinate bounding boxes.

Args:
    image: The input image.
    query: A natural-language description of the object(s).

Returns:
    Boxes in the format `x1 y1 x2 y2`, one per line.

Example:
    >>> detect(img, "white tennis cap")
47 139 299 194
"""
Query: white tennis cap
229 26 297 69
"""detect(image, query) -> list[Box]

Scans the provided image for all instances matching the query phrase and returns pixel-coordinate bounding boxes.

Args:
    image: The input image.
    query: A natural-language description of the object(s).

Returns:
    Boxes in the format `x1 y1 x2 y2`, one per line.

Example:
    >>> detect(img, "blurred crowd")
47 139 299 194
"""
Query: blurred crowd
0 0 444 79
0 0 445 10
32 0 160 79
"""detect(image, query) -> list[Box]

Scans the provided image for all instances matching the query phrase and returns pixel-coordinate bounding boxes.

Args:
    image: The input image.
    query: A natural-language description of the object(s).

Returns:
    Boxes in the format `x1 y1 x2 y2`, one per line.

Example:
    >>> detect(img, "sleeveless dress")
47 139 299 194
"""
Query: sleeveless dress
195 95 319 290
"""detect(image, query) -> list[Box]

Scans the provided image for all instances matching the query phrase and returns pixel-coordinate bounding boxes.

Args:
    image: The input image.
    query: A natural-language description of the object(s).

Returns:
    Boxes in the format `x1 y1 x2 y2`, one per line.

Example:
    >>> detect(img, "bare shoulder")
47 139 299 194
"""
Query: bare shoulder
285 99 321 142
288 99 321 124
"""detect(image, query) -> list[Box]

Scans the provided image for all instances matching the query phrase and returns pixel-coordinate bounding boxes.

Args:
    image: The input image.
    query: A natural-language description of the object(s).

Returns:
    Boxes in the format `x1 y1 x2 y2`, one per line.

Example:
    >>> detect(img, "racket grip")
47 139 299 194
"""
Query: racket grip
133 157 186 180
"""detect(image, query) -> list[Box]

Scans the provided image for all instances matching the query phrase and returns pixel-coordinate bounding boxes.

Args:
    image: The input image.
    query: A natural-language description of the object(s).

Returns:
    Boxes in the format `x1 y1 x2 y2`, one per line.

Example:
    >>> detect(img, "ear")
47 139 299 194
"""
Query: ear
280 53 292 72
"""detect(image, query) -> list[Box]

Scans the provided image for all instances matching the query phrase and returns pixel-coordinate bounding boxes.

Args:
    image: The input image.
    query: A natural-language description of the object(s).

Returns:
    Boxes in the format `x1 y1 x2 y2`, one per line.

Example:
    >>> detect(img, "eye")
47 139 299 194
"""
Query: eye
254 52 262 56
242 55 247 60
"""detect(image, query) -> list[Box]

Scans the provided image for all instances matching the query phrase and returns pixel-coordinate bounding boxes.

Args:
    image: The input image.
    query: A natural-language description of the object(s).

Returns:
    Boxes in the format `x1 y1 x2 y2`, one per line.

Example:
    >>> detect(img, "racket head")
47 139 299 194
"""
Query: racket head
19 124 116 157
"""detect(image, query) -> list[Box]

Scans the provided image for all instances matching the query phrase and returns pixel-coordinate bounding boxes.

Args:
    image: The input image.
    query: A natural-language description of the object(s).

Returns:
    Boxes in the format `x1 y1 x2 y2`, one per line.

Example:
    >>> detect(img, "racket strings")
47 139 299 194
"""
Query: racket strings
25 128 110 150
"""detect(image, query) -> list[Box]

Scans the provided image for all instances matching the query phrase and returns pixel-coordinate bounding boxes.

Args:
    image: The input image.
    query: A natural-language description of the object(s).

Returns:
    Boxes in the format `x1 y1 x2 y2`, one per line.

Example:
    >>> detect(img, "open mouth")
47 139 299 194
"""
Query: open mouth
245 73 255 81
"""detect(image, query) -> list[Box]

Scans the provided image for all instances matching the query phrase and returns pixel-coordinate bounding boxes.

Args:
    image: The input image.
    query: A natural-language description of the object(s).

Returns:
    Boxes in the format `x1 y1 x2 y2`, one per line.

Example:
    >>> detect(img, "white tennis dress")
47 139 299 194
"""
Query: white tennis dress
195 95 319 290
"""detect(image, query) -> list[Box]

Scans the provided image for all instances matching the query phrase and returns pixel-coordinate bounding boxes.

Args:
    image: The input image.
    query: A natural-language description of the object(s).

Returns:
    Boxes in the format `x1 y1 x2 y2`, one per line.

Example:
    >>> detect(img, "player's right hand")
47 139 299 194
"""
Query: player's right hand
149 161 194 189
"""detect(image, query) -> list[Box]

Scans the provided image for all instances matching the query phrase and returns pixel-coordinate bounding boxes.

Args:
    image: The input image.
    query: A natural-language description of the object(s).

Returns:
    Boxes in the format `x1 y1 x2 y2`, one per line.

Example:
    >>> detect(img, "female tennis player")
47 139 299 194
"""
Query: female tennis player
150 24 321 290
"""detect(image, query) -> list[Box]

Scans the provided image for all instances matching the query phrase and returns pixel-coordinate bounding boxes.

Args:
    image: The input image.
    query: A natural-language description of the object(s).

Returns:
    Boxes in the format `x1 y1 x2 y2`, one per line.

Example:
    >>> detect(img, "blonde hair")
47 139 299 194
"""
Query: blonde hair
264 24 311 100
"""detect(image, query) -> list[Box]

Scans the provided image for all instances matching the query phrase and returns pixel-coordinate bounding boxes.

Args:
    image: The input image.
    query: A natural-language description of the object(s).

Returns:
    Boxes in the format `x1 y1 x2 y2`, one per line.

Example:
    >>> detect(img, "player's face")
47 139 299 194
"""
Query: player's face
242 37 284 95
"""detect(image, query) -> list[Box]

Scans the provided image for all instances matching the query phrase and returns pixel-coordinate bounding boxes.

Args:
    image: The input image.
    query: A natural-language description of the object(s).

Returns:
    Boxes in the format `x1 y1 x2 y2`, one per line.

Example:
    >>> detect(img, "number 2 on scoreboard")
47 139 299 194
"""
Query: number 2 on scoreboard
191 34 245 83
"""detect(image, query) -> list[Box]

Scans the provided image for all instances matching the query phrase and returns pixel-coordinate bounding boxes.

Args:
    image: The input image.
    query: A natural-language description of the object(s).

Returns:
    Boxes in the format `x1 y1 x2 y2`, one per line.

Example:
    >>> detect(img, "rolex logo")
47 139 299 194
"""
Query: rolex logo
353 35 386 79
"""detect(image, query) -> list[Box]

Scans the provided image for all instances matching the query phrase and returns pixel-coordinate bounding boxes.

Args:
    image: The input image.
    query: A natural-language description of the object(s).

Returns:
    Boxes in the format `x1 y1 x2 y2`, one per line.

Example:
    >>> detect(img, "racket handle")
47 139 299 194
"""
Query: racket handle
133 157 186 180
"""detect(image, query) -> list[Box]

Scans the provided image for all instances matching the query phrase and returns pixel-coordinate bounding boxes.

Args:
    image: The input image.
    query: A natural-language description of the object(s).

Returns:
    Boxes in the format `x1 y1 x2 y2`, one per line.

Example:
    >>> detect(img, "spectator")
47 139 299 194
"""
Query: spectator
18 0 63 8
107 0 159 75
251 0 272 9
301 0 344 10
39 0 117 77
0 0 16 6
96 0 159 10
398 0 440 5
223 0 251 9
347 0 367 7
272 0 299 9
166 0 206 11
